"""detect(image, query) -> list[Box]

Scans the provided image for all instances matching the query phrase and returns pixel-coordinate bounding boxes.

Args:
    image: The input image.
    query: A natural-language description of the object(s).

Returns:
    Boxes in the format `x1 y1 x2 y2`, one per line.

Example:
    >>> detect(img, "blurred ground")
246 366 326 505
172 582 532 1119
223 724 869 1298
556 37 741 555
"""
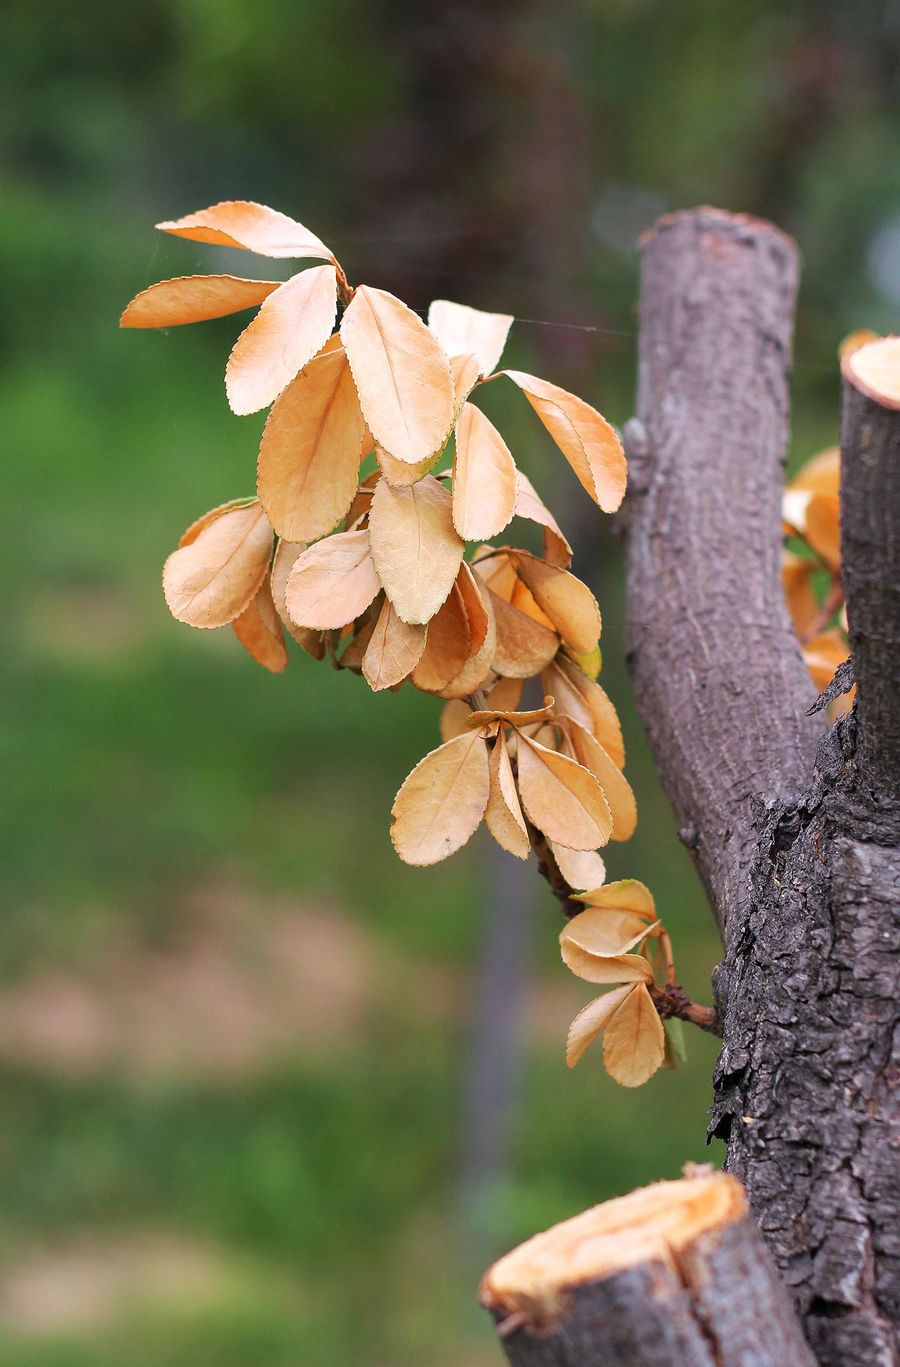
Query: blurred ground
0 1 897 1363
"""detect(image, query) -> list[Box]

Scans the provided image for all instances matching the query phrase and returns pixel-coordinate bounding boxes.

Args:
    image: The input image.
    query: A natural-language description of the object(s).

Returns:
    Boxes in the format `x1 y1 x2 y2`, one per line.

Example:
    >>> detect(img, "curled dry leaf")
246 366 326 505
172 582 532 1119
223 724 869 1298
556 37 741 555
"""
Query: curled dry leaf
156 200 337 265
562 718 637 841
225 265 338 415
544 658 625 769
516 734 612 851
465 696 555 730
285 528 380 630
368 475 464 625
452 402 518 541
120 275 281 328
602 982 665 1087
511 551 601 656
503 370 627 513
270 539 326 658
484 732 531 860
341 285 455 465
427 299 512 377
412 584 471 692
178 497 258 548
559 940 653 985
514 470 572 568
566 984 633 1068
562 907 653 957
257 335 365 541
362 596 427 691
163 500 273 629
548 843 606 891
390 730 490 866
486 588 559 678
231 578 288 673
375 444 441 487
576 879 657 921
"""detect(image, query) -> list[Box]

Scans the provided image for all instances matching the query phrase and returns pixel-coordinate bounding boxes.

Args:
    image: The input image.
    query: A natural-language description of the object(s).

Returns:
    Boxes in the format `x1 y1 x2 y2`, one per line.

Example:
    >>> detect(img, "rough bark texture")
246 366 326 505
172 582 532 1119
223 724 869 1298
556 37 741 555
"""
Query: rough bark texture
484 1208 815 1367
623 209 899 1367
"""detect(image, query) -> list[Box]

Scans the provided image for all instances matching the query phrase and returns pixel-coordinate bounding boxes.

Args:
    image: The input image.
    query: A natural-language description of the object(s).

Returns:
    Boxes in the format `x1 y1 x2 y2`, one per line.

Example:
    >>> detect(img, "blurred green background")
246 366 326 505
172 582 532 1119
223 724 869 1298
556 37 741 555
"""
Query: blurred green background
1 1 898 1363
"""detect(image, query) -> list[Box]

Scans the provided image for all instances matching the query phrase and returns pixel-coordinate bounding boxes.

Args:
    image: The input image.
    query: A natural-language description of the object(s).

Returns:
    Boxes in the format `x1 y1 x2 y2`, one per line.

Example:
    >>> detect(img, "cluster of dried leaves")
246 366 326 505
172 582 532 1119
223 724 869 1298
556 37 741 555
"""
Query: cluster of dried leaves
781 331 875 714
123 200 676 1088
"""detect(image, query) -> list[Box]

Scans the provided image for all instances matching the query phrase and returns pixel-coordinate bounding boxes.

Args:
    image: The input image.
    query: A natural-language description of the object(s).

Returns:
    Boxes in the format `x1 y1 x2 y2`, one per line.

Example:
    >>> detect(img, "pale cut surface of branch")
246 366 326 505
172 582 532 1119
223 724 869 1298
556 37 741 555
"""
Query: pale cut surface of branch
482 1173 816 1366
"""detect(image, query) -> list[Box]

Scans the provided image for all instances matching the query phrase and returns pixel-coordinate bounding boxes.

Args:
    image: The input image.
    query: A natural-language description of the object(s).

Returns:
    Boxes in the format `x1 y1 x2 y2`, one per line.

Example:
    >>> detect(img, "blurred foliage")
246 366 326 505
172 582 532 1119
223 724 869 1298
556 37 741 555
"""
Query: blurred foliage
0 0 897 1362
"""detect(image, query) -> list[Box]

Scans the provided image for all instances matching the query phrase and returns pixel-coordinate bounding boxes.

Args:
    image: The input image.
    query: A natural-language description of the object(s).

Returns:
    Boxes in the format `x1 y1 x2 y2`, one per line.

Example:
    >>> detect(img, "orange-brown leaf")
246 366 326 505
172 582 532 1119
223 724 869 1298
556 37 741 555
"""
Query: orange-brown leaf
362 596 427 691
284 529 380 630
390 730 490 866
225 265 338 415
545 658 625 769
487 588 560 678
427 299 512 376
549 843 606 892
270 538 325 657
576 880 657 920
257 335 364 541
503 370 627 512
411 584 472 692
156 200 336 264
562 907 653 958
512 551 601 655
341 285 455 465
484 732 530 859
602 982 665 1087
516 734 612 850
566 984 633 1067
562 719 637 841
513 470 572 568
163 501 273 629
438 575 498 699
231 578 289 673
375 444 442 487
368 475 464 624
452 402 518 540
120 275 280 328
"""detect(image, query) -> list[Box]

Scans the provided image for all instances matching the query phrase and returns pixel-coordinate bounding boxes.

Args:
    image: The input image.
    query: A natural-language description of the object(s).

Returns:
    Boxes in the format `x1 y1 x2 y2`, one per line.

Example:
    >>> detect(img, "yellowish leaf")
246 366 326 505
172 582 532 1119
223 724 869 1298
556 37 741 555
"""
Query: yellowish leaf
225 265 338 415
284 529 380 630
561 907 653 958
503 370 627 512
513 470 572 568
362 596 427 691
120 275 281 328
270 538 326 658
257 335 365 541
804 493 841 573
427 299 513 376
549 843 606 891
163 501 273 629
465 696 555 730
576 879 657 921
156 200 337 264
390 730 490 866
562 719 637 841
231 578 288 672
602 982 665 1087
544 658 625 769
341 285 455 465
452 402 518 540
560 942 654 985
516 734 612 851
368 474 464 624
566 985 633 1067
512 551 601 655
484 732 530 860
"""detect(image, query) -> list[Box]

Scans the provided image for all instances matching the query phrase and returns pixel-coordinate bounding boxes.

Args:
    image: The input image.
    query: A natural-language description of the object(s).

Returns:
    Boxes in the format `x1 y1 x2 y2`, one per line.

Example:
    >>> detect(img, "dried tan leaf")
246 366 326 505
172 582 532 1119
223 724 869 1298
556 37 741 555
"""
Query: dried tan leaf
510 578 556 631
503 370 627 512
560 942 653 985
338 602 380 671
163 501 273 629
485 676 524 711
231 578 288 672
438 576 498 699
120 275 281 328
362 596 427 691
484 732 531 859
225 265 338 415
375 444 442 487
341 285 455 465
156 200 336 264
549 843 606 891
390 730 490 865
284 529 380 630
562 907 653 957
270 538 326 657
516 734 612 850
512 551 601 655
344 471 380 531
412 585 471 692
439 699 471 743
465 696 555 730
782 552 820 638
545 658 625 769
451 402 518 540
566 984 633 1067
368 475 464 624
450 353 481 409
576 880 657 920
487 588 560 678
427 299 513 376
178 498 257 547
513 470 572 568
257 335 365 541
562 719 637 841
602 982 665 1087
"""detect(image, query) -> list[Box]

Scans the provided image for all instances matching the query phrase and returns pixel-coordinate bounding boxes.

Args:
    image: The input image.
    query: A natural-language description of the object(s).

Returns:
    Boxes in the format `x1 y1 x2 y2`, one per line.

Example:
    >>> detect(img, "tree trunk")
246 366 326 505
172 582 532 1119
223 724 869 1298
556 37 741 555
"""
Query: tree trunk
481 1172 816 1366
623 210 899 1366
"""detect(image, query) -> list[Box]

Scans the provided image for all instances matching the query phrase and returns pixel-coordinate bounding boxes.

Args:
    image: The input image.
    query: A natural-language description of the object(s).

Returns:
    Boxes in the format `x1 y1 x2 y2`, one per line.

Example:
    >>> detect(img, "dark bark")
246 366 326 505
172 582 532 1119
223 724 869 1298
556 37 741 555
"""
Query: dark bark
482 1176 816 1367
623 208 900 1366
